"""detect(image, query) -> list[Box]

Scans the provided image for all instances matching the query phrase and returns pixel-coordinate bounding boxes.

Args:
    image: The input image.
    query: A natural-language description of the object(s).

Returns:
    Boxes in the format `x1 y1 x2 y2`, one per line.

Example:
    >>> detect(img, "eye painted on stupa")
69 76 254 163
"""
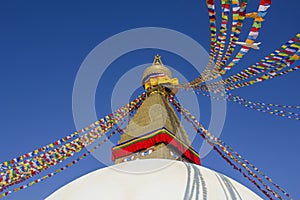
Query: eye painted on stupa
141 148 154 156
123 155 135 162
170 151 179 159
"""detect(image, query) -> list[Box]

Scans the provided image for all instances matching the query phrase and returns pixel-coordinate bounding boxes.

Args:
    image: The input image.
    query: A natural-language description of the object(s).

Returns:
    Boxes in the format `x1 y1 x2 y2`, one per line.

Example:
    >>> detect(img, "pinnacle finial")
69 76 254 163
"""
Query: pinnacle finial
153 54 163 65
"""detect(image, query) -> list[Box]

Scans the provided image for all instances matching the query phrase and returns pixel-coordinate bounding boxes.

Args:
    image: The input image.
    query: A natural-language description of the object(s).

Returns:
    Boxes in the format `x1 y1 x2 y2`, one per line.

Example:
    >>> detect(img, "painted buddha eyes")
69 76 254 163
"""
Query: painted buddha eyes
141 149 153 156
123 148 154 162
170 151 179 159
123 155 135 162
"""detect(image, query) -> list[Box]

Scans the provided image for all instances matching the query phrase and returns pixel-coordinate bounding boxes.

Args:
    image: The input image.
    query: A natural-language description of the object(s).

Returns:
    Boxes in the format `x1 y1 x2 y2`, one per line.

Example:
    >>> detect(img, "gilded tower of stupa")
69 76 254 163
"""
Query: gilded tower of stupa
112 55 200 164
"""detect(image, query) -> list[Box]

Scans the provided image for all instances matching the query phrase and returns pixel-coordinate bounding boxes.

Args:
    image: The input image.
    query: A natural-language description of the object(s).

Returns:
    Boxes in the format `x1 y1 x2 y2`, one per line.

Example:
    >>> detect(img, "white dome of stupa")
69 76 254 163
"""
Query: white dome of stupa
46 159 262 200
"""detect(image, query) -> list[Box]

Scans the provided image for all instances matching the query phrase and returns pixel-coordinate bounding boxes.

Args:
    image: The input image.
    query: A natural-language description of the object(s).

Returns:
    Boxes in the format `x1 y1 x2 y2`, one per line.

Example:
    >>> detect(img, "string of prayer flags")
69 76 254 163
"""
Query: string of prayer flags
0 93 146 198
187 0 250 85
0 123 127 198
169 96 282 199
223 0 272 72
0 93 146 194
209 0 231 76
227 93 300 120
204 0 218 73
168 94 292 200
0 93 146 172
208 33 300 88
225 65 300 91
195 89 300 121
213 0 247 76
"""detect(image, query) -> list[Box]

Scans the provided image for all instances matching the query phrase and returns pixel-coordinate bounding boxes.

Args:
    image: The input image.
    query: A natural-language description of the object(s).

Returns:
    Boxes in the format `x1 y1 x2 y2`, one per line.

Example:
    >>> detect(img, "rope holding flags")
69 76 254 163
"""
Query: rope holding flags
0 92 145 172
189 0 249 85
194 88 300 121
212 0 245 76
219 0 248 69
0 120 128 199
169 97 279 199
203 0 218 74
225 65 300 91
168 94 292 200
208 0 231 77
223 0 272 73
198 0 272 84
0 93 146 196
197 89 300 109
227 93 300 120
205 33 300 90
177 0 278 89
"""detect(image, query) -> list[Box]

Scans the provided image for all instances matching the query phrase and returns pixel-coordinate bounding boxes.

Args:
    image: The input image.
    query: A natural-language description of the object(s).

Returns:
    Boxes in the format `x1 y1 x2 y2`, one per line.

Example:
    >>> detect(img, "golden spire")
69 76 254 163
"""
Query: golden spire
153 54 163 65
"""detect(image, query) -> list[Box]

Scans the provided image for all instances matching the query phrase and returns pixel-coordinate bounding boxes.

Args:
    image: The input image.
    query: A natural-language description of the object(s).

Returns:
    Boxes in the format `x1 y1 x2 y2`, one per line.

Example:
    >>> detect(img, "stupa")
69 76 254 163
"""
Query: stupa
46 55 262 200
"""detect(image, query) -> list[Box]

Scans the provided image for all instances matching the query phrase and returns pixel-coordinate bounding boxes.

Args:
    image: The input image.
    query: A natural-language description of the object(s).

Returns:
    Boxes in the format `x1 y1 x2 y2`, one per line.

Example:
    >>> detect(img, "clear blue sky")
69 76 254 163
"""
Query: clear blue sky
0 0 299 199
